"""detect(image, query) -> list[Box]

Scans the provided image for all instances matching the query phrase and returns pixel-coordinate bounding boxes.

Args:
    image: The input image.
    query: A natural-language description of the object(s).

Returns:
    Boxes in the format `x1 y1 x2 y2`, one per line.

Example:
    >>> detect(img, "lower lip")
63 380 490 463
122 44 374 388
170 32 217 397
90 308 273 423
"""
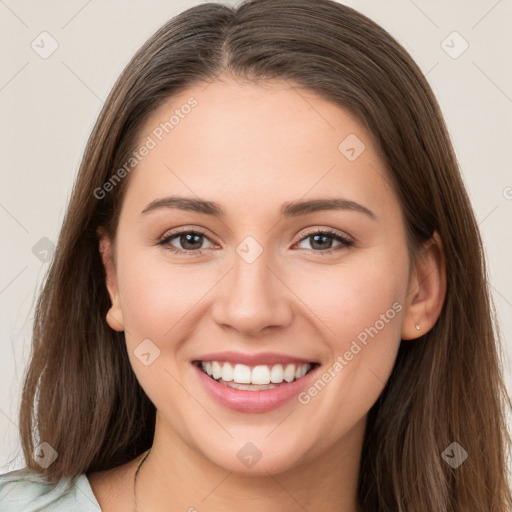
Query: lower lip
193 363 319 413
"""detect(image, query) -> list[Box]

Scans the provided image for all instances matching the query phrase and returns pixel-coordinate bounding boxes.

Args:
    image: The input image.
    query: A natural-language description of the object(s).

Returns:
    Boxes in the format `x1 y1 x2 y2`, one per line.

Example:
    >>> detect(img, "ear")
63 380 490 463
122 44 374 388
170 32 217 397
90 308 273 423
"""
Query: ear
97 227 125 332
401 231 446 340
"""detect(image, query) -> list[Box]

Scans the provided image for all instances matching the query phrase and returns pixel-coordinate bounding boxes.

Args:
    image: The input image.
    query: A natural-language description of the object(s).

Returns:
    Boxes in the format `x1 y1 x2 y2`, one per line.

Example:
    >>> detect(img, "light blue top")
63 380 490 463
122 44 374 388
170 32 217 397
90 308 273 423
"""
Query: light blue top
0 467 101 511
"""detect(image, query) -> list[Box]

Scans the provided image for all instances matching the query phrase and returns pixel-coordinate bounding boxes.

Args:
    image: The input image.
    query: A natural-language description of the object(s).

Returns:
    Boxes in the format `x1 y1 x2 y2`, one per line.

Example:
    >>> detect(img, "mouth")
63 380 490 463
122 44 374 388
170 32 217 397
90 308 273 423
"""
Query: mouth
193 360 320 391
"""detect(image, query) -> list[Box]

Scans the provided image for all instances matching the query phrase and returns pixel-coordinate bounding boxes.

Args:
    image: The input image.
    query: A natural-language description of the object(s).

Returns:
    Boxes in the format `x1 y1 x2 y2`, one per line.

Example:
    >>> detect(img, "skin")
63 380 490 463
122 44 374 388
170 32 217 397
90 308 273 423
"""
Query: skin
88 77 446 511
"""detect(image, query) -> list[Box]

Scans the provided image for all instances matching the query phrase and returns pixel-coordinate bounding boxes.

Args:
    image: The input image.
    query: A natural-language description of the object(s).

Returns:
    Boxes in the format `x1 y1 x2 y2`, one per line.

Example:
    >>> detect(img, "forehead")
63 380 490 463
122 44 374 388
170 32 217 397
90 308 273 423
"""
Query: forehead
122 78 396 218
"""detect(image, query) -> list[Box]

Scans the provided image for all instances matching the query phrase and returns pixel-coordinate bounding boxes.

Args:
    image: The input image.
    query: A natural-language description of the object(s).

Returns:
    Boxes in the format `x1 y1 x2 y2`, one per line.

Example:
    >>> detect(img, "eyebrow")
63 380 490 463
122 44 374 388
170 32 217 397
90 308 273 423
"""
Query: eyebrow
140 196 377 220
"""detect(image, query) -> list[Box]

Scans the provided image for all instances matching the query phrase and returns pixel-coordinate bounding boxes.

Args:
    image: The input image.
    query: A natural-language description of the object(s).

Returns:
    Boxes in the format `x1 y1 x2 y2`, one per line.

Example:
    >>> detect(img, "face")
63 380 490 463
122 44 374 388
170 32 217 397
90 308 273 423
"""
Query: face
101 78 414 475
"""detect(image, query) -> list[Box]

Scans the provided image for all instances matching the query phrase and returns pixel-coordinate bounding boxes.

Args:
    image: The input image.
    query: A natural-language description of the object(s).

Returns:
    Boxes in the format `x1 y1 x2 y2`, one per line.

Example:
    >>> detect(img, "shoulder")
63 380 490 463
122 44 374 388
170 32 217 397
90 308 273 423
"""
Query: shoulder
0 466 101 511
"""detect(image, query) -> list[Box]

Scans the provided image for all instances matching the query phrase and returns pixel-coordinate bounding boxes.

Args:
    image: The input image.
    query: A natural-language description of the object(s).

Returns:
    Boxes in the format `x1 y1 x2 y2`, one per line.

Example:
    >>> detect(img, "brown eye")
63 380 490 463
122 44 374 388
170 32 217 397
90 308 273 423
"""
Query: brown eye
159 230 213 254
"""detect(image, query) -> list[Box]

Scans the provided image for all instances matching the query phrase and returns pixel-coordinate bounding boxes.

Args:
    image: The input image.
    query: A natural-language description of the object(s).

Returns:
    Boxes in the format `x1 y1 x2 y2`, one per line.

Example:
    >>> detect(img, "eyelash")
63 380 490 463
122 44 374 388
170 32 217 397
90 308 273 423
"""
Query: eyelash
158 228 354 256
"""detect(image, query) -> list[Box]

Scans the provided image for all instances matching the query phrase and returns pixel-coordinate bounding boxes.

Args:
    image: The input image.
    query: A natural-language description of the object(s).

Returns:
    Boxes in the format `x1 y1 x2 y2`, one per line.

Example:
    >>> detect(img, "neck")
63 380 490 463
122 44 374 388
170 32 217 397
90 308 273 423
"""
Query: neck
136 413 365 512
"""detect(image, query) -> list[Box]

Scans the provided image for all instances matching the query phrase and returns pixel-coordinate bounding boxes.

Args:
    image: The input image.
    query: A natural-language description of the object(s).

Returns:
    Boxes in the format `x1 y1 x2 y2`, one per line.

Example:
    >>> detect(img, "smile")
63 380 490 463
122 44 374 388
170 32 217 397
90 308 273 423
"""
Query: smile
192 356 320 413
196 360 315 389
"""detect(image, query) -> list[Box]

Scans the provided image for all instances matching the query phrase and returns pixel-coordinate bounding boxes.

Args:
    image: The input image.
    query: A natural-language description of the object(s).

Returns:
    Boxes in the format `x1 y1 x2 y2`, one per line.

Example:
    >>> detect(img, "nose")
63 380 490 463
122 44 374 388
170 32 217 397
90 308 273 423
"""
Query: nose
210 250 294 337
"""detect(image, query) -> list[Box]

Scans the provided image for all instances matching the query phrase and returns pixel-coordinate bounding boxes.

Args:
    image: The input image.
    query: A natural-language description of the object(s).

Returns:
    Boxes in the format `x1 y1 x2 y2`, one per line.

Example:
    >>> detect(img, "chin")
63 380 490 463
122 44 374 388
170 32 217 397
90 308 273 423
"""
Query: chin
195 435 312 476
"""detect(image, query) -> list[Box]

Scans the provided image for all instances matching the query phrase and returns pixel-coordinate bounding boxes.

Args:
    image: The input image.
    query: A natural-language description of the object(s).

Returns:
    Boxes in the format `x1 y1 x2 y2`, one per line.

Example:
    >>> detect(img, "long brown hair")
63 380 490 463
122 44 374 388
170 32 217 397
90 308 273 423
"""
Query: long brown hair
17 1 511 510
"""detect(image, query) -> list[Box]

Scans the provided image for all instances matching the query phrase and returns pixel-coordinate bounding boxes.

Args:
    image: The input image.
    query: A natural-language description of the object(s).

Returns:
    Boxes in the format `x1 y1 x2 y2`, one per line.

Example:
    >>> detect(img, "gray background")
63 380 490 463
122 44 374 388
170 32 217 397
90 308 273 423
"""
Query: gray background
1 0 511 471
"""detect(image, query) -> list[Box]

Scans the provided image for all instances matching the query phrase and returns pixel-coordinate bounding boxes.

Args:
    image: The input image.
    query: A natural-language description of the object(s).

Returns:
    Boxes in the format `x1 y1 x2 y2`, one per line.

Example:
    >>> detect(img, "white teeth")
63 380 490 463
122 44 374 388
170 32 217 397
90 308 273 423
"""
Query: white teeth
233 364 252 383
270 364 284 383
284 364 296 383
221 362 234 382
296 364 307 379
251 365 271 385
211 361 222 380
199 361 312 385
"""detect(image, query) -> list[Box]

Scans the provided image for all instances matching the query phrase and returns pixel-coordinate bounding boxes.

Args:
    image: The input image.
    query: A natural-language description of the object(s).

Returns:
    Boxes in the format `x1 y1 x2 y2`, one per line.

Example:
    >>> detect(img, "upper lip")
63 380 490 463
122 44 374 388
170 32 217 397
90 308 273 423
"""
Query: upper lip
193 351 319 366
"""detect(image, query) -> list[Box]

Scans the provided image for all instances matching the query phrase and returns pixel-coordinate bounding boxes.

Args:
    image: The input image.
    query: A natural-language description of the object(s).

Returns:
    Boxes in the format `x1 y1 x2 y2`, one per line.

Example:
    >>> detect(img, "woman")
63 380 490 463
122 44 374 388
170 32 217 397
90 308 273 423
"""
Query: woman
1 0 511 510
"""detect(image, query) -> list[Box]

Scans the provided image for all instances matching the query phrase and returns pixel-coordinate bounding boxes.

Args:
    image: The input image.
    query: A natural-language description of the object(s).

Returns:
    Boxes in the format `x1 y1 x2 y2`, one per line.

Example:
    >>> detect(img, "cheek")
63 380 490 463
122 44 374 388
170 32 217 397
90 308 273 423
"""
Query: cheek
115 251 213 406
289 248 408 417
117 248 210 342
291 247 408 343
